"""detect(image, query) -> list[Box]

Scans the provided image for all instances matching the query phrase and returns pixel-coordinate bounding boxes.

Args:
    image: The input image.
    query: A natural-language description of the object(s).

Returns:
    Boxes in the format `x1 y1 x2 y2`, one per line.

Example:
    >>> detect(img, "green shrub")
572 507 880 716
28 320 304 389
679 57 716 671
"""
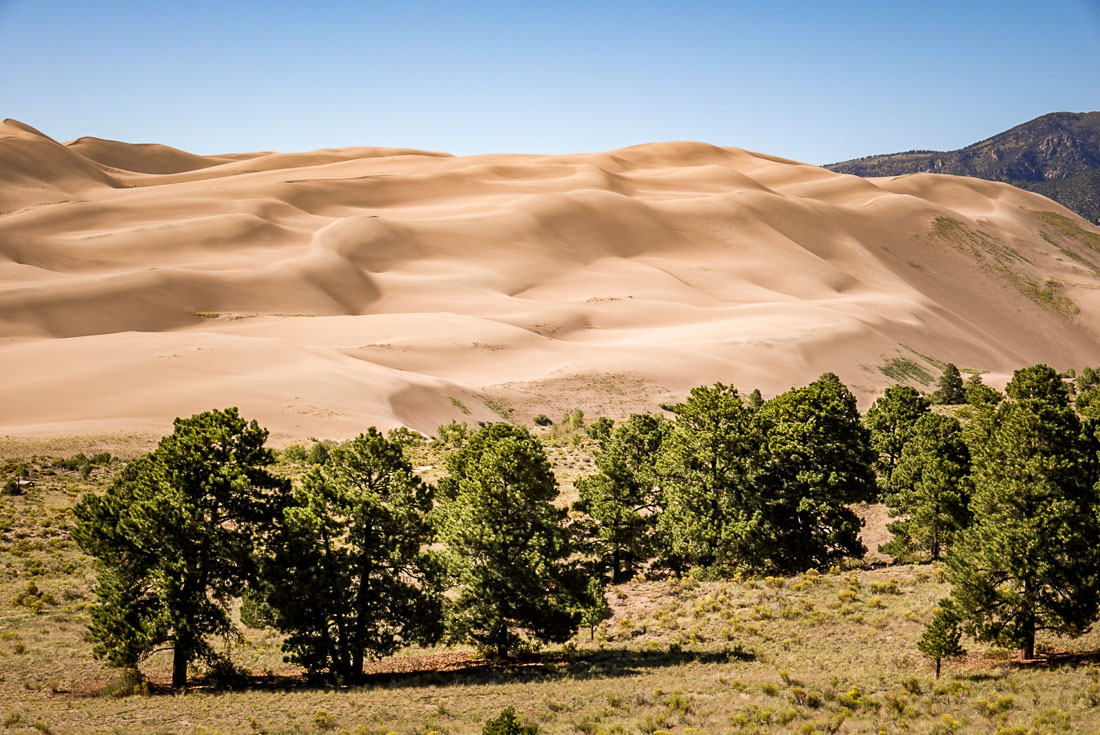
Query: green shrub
533 414 553 427
281 444 308 462
100 669 146 698
483 707 538 735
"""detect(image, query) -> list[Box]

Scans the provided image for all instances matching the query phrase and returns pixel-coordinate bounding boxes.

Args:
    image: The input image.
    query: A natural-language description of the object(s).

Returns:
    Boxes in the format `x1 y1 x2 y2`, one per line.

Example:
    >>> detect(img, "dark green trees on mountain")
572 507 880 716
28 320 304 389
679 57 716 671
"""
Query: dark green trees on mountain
73 408 287 687
574 413 668 583
946 365 1100 659
918 601 966 679
438 423 582 657
265 429 442 683
864 386 929 489
882 413 972 562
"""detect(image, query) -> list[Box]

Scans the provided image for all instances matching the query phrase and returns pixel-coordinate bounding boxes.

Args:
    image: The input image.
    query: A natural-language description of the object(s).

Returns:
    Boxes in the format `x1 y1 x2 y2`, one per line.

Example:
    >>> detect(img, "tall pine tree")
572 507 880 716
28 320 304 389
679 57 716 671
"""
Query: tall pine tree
438 423 582 657
947 365 1100 659
73 408 287 687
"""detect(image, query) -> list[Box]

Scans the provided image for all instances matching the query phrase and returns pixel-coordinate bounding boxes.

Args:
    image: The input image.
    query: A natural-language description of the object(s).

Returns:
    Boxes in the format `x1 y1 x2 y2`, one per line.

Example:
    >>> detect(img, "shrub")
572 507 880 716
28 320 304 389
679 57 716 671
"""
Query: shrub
281 444 308 462
533 414 553 427
483 707 538 735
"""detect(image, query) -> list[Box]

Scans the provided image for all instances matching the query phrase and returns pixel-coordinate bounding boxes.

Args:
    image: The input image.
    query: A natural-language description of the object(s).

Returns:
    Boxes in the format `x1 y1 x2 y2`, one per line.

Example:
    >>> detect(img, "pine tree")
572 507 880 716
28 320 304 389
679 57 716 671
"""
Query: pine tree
656 384 760 574
752 373 874 572
864 385 929 489
578 578 612 640
963 372 1002 407
933 363 966 405
918 601 966 679
265 429 443 683
438 423 581 657
881 413 971 562
947 365 1100 659
73 408 287 687
574 413 668 583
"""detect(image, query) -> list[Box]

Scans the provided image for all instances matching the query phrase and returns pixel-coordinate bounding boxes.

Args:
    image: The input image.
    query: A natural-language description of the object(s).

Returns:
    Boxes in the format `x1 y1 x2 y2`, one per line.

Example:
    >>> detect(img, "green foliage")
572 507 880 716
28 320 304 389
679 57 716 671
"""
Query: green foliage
752 373 874 572
434 420 471 449
306 440 336 465
265 429 442 683
964 372 1002 407
879 357 933 386
438 423 580 657
578 578 612 640
881 413 971 562
918 601 966 679
239 588 276 630
386 426 427 449
483 707 539 735
864 386 929 491
947 365 1100 659
747 389 764 410
280 444 308 462
657 384 759 574
659 375 873 575
586 416 614 444
575 413 668 583
73 408 288 687
932 364 966 405
532 413 553 427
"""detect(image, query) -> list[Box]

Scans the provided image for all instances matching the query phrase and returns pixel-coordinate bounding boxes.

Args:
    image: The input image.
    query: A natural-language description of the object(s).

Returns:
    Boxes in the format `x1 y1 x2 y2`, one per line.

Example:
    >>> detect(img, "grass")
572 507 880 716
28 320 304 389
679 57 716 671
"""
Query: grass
1034 210 1100 253
5 438 1100 733
1019 278 1081 318
878 357 934 386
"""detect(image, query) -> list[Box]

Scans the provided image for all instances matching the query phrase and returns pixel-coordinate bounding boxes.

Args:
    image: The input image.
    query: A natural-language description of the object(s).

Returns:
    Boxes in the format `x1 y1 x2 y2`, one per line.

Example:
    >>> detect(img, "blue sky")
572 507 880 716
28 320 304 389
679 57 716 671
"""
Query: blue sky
2 0 1098 164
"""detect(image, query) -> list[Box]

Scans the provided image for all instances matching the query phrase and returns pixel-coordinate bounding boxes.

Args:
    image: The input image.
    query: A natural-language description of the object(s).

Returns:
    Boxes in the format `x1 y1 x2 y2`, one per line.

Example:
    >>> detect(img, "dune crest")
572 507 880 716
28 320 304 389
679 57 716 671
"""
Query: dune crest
3 124 1100 439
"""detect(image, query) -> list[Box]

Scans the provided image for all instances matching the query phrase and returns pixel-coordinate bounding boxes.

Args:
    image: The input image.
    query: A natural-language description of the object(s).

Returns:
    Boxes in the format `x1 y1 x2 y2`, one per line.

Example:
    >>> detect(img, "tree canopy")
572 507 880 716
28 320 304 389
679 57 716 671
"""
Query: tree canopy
73 408 287 687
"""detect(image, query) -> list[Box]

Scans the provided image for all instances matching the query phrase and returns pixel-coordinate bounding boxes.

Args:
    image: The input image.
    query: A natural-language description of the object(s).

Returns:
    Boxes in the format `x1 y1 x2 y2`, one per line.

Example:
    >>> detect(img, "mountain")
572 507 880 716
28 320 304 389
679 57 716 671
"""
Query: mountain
2 119 1100 439
826 112 1100 224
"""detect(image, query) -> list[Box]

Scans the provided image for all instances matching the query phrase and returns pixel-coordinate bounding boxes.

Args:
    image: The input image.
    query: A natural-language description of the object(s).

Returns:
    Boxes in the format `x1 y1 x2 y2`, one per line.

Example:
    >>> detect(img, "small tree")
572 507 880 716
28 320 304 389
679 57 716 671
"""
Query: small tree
881 413 971 562
438 424 580 657
864 386 930 490
933 364 966 405
947 365 1100 660
578 578 612 640
918 601 966 679
265 429 443 683
73 408 287 687
483 707 539 735
963 372 1002 407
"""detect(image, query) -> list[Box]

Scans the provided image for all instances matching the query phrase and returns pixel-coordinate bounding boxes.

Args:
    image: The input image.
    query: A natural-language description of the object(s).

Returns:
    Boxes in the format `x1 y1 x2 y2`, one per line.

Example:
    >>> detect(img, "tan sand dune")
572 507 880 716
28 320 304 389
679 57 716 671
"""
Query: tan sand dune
2 120 1100 440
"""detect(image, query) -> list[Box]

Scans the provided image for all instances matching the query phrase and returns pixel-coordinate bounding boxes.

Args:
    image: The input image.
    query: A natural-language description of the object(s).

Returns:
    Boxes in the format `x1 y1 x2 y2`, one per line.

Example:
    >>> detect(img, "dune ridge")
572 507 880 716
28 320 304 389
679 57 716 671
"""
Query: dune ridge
2 121 1100 439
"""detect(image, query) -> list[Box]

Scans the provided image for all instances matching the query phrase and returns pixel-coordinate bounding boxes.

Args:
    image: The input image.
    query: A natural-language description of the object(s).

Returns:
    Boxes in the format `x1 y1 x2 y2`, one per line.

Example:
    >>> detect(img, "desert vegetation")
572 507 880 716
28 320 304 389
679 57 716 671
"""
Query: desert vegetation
3 363 1100 732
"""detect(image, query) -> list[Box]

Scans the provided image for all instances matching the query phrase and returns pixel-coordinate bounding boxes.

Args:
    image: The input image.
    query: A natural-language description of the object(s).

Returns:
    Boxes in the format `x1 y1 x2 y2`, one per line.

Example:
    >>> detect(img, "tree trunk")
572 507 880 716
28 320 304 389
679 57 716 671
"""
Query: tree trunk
1022 620 1035 660
934 656 941 680
172 638 190 688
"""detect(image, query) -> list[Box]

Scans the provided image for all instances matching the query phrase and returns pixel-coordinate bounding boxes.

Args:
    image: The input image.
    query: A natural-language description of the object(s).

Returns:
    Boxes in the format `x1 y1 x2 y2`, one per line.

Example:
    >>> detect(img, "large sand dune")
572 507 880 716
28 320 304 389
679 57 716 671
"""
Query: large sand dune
3 119 1100 439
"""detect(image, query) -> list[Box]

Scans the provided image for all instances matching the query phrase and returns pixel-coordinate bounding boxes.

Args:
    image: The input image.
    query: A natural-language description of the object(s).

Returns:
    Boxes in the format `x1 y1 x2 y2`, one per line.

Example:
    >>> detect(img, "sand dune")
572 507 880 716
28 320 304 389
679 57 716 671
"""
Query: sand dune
3 120 1100 439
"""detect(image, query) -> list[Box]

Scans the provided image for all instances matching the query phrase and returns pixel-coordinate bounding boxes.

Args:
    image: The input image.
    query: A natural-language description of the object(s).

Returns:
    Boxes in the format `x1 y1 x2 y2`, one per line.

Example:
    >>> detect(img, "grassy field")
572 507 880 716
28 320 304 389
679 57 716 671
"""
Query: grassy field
2 437 1100 734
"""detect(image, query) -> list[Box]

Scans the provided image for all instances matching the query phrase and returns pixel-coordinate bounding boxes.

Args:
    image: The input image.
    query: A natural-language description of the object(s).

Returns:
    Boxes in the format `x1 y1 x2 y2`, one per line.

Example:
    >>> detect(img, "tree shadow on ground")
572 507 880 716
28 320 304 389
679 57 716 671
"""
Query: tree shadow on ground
149 644 755 695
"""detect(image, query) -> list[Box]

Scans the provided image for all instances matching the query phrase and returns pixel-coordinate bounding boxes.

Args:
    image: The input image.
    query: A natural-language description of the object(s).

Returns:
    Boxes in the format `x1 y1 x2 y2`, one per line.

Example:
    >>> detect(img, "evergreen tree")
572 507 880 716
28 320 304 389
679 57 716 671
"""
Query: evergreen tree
578 578 612 640
964 372 1002 407
656 384 760 574
438 424 582 657
864 386 930 489
747 388 765 410
574 413 668 583
881 413 972 562
752 373 874 572
73 408 287 687
918 601 966 679
933 363 966 405
265 430 443 683
947 365 1100 659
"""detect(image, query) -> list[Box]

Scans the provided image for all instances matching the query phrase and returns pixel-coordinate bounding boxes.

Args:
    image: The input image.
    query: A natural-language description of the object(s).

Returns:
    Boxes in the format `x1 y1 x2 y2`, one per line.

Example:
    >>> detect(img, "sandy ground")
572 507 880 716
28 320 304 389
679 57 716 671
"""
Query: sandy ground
3 119 1100 440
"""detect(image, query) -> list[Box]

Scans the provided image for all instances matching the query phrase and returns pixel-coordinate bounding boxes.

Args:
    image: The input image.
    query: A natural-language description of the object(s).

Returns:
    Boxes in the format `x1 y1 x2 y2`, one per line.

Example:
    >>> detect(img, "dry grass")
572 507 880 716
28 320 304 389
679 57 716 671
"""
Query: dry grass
3 440 1100 734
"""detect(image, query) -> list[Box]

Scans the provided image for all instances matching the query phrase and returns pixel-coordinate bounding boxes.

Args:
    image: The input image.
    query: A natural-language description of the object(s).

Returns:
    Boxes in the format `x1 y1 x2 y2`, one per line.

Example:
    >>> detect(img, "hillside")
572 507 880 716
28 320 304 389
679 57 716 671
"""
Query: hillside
3 120 1100 439
826 111 1100 224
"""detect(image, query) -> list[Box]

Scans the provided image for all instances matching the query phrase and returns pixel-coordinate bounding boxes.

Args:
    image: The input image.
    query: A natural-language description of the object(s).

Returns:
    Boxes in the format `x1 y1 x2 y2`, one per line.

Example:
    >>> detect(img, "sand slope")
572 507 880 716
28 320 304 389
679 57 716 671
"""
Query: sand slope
3 120 1100 439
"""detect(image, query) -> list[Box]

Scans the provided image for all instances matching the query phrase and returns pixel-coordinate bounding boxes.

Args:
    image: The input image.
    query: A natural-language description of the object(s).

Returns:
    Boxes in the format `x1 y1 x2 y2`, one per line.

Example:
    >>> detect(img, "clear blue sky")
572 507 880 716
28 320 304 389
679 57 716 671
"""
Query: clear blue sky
2 0 1098 164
